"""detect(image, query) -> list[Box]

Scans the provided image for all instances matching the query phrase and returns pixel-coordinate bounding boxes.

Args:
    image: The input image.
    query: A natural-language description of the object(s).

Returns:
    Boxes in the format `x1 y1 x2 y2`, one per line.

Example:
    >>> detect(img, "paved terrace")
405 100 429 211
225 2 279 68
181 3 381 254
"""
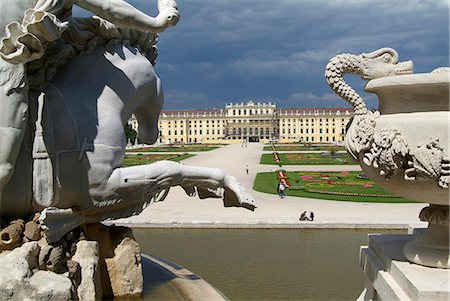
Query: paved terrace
114 143 427 229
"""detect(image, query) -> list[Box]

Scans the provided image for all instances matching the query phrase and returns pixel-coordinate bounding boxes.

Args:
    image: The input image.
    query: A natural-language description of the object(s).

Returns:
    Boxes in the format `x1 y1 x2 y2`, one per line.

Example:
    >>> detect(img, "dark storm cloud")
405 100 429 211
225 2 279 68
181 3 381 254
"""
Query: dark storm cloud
81 0 450 109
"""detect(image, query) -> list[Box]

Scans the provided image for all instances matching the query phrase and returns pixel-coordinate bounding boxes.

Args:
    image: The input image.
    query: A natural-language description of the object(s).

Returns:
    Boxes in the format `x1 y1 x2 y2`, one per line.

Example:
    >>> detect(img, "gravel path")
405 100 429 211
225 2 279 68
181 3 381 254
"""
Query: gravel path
113 143 426 229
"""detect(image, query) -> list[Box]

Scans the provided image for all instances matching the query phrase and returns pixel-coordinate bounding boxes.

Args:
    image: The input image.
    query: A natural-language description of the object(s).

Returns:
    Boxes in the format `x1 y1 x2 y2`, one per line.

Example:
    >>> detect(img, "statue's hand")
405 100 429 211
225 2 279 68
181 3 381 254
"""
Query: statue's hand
222 175 256 211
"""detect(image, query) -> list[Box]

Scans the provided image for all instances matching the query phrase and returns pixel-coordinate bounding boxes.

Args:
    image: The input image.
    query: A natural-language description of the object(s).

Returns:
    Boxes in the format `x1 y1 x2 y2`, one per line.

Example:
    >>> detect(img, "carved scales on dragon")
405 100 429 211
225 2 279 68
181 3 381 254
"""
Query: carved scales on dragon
325 47 449 188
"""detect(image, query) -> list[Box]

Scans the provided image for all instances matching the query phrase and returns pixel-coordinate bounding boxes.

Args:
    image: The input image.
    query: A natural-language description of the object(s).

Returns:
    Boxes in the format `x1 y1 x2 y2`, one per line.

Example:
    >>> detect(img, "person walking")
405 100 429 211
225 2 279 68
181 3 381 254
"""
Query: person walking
278 182 286 199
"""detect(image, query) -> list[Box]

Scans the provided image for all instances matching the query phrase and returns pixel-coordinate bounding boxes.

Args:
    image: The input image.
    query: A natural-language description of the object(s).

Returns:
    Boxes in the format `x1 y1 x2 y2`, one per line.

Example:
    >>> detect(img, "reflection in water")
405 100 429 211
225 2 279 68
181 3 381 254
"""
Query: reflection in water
134 228 404 301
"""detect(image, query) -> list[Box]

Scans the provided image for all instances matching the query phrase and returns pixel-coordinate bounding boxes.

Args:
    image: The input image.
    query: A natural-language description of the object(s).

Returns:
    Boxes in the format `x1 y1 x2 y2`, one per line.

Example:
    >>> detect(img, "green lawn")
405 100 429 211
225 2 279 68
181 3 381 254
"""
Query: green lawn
128 144 222 153
253 171 415 203
260 153 357 165
263 144 346 152
122 153 194 167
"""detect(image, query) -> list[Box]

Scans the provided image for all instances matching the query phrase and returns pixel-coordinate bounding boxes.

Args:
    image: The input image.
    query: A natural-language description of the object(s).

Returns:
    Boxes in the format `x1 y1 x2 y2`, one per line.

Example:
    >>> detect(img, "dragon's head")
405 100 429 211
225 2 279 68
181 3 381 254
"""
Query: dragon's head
361 47 414 80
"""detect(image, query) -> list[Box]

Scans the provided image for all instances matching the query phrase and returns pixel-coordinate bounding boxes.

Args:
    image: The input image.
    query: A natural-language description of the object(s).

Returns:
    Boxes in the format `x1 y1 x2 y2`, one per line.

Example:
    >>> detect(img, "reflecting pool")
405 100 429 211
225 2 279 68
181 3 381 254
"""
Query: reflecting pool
134 228 404 301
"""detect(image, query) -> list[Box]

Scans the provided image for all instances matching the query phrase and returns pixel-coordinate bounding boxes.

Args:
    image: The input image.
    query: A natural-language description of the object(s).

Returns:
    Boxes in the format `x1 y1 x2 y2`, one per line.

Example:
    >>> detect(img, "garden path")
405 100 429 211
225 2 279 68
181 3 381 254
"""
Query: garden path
114 143 426 229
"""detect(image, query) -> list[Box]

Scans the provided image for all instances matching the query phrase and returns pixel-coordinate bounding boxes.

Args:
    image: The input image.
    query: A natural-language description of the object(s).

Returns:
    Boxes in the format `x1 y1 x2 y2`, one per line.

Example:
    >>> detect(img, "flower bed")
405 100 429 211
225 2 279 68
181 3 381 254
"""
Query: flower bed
122 153 194 167
253 171 414 203
260 153 356 165
276 170 290 187
305 189 396 198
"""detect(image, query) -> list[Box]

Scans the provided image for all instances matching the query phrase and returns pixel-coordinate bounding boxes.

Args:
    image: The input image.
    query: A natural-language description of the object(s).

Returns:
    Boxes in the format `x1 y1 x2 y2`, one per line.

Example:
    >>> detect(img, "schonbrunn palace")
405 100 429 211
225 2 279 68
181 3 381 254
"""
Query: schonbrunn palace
129 100 353 144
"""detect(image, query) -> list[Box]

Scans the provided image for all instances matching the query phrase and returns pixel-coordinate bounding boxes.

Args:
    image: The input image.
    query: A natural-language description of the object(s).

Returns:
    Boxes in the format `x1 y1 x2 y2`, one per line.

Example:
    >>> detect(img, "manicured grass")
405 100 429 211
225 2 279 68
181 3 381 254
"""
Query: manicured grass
122 153 194 167
128 144 222 153
263 144 346 152
260 153 357 165
253 171 415 203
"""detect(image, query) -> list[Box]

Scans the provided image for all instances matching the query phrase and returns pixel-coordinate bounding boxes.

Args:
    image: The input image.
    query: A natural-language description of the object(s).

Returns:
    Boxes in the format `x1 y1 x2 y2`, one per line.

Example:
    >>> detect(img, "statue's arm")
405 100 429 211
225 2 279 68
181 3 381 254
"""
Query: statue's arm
71 0 179 32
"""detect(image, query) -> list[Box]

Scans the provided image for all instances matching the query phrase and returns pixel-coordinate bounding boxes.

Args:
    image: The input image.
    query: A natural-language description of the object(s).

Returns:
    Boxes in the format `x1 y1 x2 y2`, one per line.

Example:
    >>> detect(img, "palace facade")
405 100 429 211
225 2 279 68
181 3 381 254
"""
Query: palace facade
129 101 353 144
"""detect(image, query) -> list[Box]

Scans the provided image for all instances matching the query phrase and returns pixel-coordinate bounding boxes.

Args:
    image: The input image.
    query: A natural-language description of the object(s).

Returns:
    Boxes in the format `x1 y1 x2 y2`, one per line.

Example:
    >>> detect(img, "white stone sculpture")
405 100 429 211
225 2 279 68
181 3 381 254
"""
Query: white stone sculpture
0 2 255 299
326 47 449 268
0 0 255 243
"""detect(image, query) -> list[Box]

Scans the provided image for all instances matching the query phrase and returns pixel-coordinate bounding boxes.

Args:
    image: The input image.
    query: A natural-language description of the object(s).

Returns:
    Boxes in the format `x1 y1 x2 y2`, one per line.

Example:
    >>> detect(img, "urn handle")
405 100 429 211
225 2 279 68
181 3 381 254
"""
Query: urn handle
324 47 413 116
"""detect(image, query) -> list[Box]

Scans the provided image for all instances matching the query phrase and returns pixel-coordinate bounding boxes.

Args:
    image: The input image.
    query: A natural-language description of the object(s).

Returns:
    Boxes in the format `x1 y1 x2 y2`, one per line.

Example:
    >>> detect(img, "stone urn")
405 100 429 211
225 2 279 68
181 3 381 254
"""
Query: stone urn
325 47 449 268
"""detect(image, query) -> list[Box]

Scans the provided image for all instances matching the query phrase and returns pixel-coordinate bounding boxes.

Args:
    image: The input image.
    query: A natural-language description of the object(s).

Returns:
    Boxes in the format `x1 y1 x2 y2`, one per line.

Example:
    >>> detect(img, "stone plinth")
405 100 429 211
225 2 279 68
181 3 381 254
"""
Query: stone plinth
357 229 450 301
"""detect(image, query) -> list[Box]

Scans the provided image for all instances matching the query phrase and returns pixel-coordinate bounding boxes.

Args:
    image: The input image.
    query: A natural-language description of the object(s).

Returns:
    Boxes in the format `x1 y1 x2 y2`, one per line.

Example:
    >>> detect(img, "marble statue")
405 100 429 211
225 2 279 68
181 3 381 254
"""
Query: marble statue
0 0 256 243
326 47 449 269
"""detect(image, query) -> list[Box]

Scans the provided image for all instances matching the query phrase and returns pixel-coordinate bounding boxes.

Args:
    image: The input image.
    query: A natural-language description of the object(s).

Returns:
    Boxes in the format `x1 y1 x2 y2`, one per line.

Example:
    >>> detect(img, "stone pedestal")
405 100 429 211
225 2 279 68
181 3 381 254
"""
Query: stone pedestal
357 229 450 301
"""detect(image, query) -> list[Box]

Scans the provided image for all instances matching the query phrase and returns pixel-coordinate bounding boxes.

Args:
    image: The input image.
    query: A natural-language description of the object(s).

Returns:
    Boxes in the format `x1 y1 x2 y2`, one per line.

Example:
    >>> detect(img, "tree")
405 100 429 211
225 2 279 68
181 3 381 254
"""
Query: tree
124 123 137 143
330 148 337 157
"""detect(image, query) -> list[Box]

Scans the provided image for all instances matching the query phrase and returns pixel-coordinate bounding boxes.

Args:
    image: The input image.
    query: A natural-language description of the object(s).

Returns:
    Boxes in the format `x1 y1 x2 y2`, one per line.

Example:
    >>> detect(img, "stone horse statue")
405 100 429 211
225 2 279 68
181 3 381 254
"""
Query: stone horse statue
0 2 256 242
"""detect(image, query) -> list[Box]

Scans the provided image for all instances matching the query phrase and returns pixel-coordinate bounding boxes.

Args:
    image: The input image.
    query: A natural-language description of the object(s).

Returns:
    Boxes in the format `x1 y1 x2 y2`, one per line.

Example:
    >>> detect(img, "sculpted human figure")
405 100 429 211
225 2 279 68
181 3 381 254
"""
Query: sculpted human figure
0 0 179 204
0 0 255 242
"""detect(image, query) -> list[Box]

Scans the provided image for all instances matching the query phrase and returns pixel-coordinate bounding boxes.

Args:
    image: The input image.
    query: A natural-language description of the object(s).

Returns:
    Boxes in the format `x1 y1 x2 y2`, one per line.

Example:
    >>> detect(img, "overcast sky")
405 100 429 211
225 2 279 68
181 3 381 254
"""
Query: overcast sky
88 0 449 110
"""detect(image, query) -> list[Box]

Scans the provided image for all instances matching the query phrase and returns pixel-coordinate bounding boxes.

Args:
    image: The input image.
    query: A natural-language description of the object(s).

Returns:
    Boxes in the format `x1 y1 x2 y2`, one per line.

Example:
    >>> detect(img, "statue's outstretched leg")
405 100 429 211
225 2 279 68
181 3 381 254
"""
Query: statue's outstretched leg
40 160 256 242
106 160 257 210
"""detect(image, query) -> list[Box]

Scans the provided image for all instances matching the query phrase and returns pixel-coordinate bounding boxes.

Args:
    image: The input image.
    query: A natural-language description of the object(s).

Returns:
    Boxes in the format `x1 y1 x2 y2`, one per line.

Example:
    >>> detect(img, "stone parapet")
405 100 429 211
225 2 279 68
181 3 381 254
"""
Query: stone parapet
358 230 450 301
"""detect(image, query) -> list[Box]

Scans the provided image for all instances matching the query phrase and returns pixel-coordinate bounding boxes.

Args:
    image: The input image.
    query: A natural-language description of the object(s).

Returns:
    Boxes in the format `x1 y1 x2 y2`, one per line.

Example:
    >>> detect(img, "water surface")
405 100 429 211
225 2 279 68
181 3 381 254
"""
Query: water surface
134 228 403 301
